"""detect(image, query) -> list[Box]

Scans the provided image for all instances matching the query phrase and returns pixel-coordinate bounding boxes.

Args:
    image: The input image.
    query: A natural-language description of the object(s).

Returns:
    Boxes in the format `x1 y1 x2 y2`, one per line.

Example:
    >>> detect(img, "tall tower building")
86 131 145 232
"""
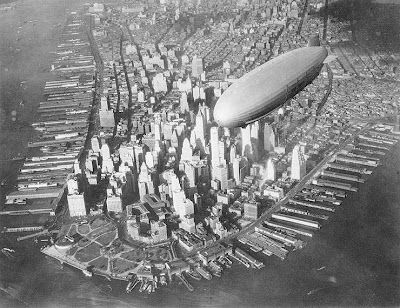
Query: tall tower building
191 55 204 77
219 140 226 165
264 123 276 152
241 126 252 161
210 126 220 167
291 145 306 180
214 164 228 191
180 92 189 113
199 103 210 123
194 110 205 142
181 138 193 162
67 193 86 217
266 157 276 182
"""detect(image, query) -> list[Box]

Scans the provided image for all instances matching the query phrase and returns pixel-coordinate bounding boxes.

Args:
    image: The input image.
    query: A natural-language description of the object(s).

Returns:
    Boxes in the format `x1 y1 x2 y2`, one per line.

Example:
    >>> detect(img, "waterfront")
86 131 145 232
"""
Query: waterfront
0 140 399 307
0 0 400 307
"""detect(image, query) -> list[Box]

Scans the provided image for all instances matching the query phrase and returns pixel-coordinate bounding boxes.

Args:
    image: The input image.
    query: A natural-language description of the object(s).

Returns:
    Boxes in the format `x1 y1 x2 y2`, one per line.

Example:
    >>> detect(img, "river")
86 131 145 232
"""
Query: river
0 0 399 307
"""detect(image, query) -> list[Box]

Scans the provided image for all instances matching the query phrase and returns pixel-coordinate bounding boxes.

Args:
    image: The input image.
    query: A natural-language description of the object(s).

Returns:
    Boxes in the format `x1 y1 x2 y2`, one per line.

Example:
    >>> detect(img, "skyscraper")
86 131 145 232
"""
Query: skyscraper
191 55 204 77
241 126 252 161
244 201 259 220
181 138 193 162
210 126 220 167
291 145 306 180
264 123 276 152
194 110 205 143
266 157 276 182
213 164 229 191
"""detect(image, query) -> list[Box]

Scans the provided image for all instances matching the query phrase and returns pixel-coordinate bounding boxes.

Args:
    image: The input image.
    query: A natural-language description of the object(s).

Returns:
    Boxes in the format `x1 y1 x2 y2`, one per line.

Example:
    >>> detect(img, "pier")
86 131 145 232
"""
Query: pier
176 273 194 292
327 162 371 175
335 155 378 167
265 221 314 238
321 170 364 183
288 198 336 212
312 179 358 192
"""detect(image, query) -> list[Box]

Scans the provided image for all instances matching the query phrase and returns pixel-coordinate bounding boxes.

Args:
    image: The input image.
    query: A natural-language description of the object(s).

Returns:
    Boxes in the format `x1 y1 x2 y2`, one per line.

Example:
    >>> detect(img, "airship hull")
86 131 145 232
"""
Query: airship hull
213 46 328 128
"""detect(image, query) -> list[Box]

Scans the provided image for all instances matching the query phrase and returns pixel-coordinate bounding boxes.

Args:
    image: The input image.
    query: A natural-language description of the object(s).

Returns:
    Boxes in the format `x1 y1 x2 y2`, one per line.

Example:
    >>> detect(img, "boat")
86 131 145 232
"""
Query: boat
307 287 323 295
195 267 212 280
186 270 201 281
1 248 19 261
209 268 221 277
82 268 92 277
224 256 233 265
126 277 139 293
159 274 168 285
139 279 148 293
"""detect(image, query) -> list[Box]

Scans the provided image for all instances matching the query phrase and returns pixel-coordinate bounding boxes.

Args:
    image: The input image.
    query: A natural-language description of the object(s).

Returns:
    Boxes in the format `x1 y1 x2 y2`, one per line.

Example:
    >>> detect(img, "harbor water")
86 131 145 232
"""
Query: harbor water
0 0 399 307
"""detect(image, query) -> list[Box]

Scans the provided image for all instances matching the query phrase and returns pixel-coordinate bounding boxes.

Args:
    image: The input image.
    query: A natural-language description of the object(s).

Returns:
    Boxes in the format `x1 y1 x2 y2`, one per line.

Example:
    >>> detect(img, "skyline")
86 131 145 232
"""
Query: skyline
0 0 399 307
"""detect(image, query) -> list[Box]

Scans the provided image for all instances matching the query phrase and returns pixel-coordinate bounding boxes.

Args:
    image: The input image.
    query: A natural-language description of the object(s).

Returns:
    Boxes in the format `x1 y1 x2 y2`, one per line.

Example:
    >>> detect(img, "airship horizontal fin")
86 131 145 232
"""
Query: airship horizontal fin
323 55 337 64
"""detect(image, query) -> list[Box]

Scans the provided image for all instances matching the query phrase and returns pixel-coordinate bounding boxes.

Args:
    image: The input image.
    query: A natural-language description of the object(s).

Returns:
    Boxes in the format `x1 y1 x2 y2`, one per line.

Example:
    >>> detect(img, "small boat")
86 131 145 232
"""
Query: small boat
307 287 323 295
82 268 93 277
126 277 139 293
186 270 201 281
317 266 326 271
139 279 148 293
1 248 16 260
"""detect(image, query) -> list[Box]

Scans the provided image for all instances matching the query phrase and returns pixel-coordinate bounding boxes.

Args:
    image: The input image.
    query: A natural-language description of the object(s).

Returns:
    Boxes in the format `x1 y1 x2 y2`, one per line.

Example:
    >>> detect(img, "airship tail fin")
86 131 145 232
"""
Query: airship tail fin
307 35 320 47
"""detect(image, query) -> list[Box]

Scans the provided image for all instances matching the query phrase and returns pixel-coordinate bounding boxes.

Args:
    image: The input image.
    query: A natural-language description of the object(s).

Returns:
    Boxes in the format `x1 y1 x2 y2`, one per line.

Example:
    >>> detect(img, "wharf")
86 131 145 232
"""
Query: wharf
335 155 378 167
28 138 84 148
288 198 336 212
312 179 358 192
246 232 288 260
321 170 365 183
367 130 400 140
272 213 321 230
358 134 396 145
357 142 390 151
234 248 264 269
254 225 305 249
265 220 314 238
281 205 329 220
6 187 64 200
327 162 372 175
176 273 194 291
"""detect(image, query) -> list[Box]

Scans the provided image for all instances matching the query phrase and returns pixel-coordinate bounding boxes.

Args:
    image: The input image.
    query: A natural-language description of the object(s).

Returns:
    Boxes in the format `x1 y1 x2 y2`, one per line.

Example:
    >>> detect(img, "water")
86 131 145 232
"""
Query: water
0 0 399 307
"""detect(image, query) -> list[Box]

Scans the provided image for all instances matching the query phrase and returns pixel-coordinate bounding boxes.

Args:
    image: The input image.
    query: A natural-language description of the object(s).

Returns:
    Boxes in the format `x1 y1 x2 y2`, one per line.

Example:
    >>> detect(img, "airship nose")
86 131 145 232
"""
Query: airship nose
213 101 230 127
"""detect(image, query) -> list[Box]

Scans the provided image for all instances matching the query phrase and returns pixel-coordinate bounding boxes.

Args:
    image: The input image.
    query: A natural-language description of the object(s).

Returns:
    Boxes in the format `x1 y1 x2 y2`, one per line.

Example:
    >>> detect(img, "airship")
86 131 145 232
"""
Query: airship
213 42 334 128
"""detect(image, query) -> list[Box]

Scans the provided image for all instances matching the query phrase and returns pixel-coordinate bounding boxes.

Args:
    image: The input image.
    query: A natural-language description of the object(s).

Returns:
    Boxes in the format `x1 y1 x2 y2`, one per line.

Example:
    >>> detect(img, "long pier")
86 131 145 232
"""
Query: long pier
335 155 378 167
327 162 371 175
312 179 358 192
176 273 194 291
288 198 336 212
321 170 364 183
